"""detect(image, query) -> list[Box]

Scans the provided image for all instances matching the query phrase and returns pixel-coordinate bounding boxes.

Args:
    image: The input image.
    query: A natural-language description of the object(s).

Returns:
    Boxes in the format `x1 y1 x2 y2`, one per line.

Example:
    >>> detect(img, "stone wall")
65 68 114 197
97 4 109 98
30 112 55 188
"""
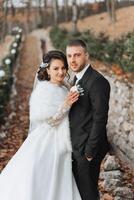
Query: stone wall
106 74 134 172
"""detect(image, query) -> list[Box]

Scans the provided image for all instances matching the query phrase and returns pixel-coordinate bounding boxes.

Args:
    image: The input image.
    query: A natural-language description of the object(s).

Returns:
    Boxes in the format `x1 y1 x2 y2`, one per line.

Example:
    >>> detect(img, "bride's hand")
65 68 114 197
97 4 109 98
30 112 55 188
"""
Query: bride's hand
64 91 79 107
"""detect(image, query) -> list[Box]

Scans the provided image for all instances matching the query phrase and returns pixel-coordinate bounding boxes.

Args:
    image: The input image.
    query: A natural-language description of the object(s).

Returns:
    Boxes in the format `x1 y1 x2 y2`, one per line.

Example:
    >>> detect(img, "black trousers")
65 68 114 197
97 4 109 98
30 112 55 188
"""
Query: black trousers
72 155 101 200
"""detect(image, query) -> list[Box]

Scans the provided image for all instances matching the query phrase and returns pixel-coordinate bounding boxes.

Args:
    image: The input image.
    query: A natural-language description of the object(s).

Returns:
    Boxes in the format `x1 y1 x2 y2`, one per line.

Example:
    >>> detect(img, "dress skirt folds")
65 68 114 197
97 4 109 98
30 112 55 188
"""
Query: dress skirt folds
0 81 81 200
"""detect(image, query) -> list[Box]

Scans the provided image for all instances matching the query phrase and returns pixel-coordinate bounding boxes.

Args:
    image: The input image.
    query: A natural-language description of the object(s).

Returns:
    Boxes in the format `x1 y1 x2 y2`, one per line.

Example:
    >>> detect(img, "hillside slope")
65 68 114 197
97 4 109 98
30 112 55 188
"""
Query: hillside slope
60 6 134 40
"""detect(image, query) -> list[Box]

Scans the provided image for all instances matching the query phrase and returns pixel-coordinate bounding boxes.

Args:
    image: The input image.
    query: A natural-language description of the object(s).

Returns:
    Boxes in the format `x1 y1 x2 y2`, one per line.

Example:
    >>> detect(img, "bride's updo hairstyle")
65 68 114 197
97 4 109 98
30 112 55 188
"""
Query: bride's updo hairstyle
37 50 68 81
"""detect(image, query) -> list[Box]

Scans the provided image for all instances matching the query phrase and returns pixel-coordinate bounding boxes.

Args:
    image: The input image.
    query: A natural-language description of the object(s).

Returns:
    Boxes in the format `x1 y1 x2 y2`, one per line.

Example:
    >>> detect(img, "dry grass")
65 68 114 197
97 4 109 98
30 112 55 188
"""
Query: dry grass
60 6 134 40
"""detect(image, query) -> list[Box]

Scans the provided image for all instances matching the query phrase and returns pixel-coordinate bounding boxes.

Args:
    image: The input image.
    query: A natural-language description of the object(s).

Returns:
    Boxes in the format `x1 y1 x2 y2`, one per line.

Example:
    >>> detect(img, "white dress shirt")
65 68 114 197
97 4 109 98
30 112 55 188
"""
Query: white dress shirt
75 64 90 85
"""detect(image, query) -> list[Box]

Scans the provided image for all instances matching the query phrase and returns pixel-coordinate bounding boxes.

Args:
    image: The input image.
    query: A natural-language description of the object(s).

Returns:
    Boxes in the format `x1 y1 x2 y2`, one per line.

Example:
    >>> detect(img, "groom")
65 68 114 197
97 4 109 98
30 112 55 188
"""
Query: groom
66 39 110 200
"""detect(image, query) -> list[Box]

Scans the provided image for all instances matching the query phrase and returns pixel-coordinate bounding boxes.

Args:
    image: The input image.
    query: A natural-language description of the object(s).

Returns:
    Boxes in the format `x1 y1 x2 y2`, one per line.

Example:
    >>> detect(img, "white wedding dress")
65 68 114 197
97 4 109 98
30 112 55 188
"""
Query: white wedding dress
0 81 81 200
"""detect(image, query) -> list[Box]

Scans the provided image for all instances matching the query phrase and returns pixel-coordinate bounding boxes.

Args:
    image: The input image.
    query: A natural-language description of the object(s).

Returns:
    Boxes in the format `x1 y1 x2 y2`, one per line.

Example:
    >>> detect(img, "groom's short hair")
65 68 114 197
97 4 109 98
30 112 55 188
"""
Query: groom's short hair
66 39 87 52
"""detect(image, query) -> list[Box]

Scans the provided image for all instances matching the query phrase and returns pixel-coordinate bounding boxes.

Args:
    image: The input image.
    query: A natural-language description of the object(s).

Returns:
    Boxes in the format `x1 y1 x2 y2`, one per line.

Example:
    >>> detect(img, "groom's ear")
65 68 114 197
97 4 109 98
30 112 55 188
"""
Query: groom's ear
85 52 89 60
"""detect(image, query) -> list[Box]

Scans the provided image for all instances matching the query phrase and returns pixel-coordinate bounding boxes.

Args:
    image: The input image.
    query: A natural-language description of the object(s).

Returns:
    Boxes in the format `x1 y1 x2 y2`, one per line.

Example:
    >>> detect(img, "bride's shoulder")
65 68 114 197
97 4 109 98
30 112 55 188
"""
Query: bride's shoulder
30 81 54 105
31 81 68 99
34 80 53 91
31 81 51 97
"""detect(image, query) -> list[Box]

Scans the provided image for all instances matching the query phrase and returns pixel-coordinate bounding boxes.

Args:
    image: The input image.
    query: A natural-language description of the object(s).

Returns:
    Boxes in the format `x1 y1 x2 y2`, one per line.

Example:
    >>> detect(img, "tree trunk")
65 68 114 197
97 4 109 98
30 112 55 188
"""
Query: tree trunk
111 0 116 23
72 0 78 33
43 0 48 27
106 0 112 20
63 0 68 22
0 1 4 42
38 0 43 27
2 0 9 40
10 0 16 17
53 0 59 26
106 0 117 23
44 0 47 9
26 0 32 32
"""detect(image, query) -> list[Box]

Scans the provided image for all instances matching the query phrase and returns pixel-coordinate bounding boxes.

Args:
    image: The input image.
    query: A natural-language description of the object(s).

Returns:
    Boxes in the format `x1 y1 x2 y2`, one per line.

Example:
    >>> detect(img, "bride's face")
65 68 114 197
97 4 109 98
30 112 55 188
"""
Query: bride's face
47 59 67 85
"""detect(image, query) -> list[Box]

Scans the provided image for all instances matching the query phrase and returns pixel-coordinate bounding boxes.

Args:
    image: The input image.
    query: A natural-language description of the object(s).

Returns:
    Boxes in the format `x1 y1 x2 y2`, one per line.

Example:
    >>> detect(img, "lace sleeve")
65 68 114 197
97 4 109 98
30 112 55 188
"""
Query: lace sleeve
46 104 70 127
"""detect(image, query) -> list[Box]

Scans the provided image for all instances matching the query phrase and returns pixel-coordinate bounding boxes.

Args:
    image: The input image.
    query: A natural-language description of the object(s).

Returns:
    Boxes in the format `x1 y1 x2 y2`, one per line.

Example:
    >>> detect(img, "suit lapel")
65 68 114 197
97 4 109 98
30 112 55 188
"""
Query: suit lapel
77 65 93 86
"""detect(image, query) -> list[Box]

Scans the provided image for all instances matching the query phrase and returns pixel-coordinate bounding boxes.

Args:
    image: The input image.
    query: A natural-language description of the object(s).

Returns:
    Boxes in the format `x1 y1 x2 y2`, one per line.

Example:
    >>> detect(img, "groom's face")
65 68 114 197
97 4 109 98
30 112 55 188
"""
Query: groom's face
66 45 89 73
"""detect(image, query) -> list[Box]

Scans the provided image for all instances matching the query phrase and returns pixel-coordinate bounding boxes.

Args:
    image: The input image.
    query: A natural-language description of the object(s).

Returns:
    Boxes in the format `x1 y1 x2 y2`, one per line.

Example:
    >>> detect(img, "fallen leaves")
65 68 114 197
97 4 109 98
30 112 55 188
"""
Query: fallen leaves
0 35 40 171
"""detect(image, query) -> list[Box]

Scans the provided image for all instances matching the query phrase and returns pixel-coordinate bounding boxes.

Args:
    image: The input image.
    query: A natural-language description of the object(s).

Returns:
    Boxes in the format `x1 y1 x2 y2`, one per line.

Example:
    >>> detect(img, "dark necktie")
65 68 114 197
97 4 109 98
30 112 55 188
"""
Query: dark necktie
73 76 77 85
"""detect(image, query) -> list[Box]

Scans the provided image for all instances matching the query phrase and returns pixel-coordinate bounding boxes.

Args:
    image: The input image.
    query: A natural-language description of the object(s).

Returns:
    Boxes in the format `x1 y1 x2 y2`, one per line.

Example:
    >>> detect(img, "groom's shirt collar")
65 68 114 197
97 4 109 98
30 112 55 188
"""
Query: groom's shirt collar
75 64 90 84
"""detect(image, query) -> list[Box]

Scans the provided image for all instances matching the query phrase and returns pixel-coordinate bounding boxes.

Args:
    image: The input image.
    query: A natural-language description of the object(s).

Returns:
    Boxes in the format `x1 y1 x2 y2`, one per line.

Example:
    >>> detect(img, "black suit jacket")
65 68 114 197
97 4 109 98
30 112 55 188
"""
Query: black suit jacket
69 66 110 159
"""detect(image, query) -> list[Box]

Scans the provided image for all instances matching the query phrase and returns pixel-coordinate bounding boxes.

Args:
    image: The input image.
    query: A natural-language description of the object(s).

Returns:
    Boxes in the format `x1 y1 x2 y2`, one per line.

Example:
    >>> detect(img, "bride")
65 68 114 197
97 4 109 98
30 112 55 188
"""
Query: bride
0 50 82 200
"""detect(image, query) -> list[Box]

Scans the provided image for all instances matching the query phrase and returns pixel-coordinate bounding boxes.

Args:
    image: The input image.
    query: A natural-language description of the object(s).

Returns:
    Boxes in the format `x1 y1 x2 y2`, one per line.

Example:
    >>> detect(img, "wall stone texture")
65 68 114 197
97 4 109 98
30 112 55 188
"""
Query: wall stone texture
106 74 134 172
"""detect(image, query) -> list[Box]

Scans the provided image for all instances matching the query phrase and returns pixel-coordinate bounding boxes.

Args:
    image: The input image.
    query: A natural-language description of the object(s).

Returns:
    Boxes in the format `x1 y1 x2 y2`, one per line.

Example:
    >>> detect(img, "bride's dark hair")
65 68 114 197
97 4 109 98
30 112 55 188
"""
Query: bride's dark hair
37 50 68 81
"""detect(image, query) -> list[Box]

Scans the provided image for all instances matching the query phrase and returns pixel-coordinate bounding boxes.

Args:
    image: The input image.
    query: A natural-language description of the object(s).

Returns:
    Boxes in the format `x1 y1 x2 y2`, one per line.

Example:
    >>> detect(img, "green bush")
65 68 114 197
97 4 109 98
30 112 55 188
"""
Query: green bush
50 26 134 72
0 73 13 120
50 26 68 51
0 27 23 120
120 34 134 72
103 38 124 63
81 31 109 60
2 56 13 74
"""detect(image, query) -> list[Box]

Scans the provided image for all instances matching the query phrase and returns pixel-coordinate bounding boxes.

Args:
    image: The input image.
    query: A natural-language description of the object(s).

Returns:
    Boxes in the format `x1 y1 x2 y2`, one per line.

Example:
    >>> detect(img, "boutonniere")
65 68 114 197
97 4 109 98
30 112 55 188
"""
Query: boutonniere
70 84 84 96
